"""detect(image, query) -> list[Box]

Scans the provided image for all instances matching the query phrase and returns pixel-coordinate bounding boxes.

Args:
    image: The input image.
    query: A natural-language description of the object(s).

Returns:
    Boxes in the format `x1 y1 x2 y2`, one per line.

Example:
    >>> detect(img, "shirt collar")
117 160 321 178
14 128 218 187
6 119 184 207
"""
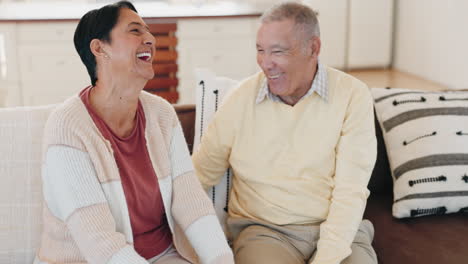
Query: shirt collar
255 62 328 104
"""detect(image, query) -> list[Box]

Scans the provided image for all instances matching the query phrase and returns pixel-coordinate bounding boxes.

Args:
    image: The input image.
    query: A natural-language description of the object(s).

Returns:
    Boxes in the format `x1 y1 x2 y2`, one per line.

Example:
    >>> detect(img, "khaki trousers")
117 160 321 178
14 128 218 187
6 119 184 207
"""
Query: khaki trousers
148 245 190 264
227 217 377 264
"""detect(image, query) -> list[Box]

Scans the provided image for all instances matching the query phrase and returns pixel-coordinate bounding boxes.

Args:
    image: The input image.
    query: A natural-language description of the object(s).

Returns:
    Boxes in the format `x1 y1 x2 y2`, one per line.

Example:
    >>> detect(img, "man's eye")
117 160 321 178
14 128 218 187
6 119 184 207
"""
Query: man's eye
131 29 139 33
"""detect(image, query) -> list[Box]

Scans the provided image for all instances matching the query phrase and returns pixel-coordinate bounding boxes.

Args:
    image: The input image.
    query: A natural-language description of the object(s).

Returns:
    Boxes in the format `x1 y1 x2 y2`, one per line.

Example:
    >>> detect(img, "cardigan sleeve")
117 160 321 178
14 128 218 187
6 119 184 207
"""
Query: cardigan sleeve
311 81 377 264
168 120 234 264
42 145 148 264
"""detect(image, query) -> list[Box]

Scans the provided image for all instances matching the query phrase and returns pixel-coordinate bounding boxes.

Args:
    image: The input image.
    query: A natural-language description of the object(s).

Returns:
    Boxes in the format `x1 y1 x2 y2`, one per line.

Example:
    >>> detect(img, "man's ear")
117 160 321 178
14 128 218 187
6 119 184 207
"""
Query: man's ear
311 36 321 58
90 39 109 59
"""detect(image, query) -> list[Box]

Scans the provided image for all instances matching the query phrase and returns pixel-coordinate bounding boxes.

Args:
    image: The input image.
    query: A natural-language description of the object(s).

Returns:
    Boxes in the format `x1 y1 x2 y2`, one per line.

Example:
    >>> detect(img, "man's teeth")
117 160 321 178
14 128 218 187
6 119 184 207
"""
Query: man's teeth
268 74 281 79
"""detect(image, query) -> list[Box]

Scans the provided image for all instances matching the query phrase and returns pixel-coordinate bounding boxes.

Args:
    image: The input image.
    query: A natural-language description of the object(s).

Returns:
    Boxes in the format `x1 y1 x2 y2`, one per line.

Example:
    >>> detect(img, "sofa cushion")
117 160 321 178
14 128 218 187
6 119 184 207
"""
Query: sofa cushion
372 87 468 218
193 68 239 231
0 104 56 263
367 111 393 195
364 194 468 264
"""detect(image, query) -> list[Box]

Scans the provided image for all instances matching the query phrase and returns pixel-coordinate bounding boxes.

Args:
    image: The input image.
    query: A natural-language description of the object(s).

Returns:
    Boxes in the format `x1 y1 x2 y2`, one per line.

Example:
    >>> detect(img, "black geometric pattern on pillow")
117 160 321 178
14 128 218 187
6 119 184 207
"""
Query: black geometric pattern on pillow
372 87 468 218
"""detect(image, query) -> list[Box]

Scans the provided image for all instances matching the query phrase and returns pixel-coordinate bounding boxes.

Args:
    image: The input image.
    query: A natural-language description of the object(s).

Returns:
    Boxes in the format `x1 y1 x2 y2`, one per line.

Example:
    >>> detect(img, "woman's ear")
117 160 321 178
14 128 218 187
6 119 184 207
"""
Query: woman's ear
90 39 109 59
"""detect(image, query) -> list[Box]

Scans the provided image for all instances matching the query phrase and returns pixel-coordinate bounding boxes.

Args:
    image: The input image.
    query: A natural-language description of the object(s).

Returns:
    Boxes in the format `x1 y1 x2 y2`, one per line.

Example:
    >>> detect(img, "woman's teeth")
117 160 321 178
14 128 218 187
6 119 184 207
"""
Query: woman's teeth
136 52 151 61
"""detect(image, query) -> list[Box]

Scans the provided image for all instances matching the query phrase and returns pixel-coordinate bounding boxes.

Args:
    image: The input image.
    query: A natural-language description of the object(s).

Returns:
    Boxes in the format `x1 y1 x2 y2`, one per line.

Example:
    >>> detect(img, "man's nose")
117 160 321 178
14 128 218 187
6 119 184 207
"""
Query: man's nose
259 54 274 70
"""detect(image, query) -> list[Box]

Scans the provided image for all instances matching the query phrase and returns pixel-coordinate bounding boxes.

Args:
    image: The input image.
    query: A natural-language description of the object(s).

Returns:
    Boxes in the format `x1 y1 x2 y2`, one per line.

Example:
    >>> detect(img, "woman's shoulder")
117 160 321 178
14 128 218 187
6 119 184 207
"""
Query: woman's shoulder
139 91 178 122
47 96 88 126
43 95 92 148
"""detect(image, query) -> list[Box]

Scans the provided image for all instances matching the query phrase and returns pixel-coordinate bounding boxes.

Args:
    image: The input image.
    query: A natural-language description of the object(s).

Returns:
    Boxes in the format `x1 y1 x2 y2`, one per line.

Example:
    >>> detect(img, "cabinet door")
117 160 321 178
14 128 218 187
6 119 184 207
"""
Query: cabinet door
0 23 21 106
177 18 259 104
348 0 393 68
303 0 348 69
17 22 89 106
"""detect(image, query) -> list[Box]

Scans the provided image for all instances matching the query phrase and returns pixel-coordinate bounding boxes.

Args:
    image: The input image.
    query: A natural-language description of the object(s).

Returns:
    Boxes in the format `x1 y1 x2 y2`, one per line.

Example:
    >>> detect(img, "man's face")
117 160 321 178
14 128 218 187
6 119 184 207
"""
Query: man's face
256 19 319 102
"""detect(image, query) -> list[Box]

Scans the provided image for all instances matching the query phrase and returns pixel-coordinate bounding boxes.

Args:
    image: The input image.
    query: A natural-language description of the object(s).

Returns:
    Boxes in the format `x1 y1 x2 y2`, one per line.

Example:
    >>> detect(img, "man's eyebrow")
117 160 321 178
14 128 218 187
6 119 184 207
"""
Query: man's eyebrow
128 21 150 31
270 44 286 50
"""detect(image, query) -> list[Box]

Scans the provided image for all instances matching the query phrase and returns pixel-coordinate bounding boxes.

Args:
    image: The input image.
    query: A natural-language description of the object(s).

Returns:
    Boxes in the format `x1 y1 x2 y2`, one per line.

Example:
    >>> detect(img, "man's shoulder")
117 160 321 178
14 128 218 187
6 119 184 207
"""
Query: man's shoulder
326 67 366 87
223 71 265 105
325 66 369 100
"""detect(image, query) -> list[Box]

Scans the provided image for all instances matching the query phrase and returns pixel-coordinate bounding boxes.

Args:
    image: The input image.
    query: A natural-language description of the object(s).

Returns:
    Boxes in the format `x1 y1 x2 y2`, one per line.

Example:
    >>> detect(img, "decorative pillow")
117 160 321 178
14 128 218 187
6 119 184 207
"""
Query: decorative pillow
372 87 468 218
193 68 239 230
0 104 56 263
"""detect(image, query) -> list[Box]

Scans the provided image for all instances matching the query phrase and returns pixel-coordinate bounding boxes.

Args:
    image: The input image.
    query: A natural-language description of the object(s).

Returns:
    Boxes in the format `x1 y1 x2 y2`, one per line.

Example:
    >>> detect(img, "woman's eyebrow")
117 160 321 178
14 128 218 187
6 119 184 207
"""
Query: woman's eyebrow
128 21 150 31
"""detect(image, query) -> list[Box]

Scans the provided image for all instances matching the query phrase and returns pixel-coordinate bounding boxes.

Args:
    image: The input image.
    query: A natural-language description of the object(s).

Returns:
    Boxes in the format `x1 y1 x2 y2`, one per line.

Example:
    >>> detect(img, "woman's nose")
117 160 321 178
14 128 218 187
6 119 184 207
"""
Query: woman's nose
144 33 155 46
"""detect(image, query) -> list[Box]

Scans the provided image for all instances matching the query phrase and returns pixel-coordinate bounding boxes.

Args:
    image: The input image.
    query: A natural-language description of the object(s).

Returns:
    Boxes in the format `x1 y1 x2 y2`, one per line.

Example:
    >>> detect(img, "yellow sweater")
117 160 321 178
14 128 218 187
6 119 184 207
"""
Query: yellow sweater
192 67 377 264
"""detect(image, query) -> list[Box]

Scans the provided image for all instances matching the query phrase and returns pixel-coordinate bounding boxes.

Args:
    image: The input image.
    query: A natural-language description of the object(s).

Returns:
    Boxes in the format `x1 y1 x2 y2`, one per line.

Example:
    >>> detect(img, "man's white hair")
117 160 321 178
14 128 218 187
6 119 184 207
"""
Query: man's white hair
260 1 320 40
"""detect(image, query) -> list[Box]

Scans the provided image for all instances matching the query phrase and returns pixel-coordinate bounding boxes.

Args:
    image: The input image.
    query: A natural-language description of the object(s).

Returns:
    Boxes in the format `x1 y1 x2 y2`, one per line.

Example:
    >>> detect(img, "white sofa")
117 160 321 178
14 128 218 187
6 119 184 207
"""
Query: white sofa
0 105 56 264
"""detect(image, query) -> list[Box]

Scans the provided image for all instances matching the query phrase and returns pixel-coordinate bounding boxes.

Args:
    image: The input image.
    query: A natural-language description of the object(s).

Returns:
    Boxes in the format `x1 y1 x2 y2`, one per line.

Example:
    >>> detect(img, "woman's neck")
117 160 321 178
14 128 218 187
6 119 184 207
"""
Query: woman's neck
89 79 143 138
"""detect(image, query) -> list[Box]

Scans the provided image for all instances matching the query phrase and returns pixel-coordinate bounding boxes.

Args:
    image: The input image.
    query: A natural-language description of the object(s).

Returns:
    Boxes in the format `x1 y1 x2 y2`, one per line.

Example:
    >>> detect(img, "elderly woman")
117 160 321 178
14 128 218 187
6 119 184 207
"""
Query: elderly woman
34 2 233 264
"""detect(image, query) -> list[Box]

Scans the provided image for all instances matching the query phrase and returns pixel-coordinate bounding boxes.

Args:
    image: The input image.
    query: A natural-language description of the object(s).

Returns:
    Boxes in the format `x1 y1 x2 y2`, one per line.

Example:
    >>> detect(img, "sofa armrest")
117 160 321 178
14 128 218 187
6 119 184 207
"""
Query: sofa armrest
174 104 196 153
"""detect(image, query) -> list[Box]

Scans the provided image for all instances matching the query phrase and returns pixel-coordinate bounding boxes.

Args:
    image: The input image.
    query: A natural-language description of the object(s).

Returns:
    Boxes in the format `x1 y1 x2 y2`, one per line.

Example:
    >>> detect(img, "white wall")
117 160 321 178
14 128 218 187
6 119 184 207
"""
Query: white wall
394 0 468 89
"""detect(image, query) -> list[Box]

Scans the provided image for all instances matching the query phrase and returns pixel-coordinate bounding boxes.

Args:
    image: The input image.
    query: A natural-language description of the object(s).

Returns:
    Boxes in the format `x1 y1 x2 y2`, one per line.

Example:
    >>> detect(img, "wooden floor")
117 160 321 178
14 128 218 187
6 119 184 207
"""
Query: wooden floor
347 69 448 91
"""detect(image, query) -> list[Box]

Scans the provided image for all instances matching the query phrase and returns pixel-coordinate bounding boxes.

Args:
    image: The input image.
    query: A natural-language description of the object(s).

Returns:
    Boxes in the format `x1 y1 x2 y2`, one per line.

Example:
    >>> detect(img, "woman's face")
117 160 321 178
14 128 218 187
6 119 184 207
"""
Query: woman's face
101 8 155 81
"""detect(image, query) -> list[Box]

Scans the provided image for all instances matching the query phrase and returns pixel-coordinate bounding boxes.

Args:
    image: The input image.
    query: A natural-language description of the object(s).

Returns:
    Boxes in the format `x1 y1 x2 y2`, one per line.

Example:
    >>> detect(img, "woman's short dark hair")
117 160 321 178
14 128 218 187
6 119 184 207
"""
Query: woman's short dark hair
74 1 137 86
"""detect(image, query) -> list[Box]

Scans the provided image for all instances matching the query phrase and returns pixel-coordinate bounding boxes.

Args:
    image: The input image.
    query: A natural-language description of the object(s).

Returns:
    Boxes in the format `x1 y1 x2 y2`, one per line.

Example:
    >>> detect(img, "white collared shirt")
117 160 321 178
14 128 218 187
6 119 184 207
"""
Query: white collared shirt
255 62 329 104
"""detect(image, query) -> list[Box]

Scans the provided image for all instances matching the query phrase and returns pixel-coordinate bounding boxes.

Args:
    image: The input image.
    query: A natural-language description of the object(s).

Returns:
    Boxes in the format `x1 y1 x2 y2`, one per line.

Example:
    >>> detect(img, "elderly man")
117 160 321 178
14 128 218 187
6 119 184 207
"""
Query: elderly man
192 2 377 264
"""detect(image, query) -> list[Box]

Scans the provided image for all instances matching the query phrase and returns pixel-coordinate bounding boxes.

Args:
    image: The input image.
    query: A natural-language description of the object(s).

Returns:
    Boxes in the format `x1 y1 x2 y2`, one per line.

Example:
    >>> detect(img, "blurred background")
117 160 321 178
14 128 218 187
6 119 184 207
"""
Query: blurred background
0 0 466 106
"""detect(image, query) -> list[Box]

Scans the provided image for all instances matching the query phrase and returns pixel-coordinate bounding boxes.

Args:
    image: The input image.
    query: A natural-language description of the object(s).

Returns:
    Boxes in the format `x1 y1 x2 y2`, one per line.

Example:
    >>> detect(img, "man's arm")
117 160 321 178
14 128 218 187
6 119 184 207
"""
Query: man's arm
192 95 237 190
312 81 377 264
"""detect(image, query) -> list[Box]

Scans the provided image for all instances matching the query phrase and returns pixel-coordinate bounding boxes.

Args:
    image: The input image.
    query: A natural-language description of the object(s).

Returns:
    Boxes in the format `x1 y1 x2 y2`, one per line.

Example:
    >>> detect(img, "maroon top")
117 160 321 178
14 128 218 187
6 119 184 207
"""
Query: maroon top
80 87 172 259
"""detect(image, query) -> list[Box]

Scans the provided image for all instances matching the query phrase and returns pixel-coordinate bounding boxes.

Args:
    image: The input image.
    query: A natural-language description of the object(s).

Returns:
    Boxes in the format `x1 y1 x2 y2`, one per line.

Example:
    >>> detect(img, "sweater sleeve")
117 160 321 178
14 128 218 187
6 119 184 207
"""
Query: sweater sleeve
169 121 234 264
42 145 148 264
311 82 377 264
192 95 237 190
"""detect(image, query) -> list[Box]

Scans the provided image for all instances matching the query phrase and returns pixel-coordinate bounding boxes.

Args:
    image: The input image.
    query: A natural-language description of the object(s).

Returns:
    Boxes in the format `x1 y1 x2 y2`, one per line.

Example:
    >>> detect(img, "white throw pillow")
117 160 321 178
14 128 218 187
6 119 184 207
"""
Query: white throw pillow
372 87 468 218
193 68 239 231
0 104 56 263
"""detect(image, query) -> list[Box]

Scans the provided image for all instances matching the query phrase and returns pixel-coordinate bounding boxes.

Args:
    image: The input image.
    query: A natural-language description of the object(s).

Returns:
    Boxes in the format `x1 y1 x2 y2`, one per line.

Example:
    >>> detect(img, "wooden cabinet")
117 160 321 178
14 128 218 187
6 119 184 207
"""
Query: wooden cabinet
303 0 348 69
0 1 394 106
144 22 179 103
0 23 20 106
177 17 259 104
6 21 181 106
16 22 88 106
348 0 393 69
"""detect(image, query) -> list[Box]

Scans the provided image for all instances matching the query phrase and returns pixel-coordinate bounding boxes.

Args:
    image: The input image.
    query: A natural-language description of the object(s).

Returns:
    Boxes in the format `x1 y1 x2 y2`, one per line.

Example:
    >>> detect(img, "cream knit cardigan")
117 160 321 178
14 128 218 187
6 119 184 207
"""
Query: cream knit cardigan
35 92 233 264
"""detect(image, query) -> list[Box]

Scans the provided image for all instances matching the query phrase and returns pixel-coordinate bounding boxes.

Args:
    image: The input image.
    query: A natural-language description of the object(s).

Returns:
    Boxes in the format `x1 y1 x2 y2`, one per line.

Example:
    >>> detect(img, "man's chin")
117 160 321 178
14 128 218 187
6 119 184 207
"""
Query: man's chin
269 85 287 97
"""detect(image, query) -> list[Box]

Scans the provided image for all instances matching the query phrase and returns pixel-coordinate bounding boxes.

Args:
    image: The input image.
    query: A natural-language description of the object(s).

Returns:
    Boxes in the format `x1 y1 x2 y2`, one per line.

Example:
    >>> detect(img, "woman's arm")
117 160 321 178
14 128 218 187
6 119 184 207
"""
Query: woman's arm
168 121 234 264
42 145 148 264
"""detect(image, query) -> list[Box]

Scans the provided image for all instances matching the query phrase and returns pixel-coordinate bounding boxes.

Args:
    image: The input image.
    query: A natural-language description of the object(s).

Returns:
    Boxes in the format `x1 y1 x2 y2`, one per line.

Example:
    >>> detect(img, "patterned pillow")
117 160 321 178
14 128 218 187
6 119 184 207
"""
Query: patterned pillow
372 87 468 218
193 68 239 231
